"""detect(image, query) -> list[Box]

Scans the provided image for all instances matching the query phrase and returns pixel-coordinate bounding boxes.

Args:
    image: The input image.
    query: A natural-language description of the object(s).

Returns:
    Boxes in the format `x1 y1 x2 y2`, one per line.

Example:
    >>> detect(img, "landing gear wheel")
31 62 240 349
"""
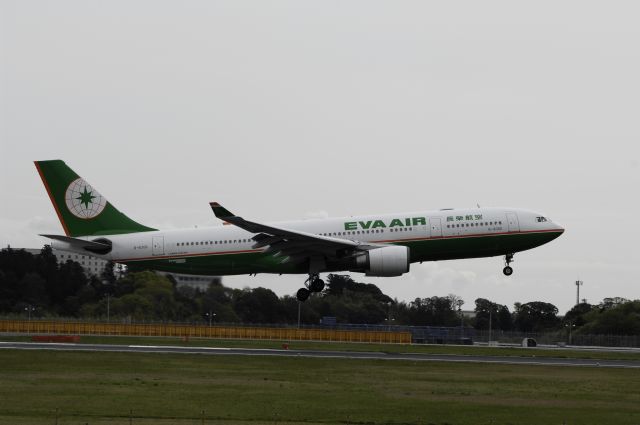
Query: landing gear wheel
296 288 310 302
309 278 325 293
503 253 515 276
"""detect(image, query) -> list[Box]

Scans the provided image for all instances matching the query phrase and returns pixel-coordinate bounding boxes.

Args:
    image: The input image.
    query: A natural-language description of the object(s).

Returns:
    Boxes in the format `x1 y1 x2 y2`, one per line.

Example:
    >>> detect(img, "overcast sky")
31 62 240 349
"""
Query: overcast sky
1 1 639 314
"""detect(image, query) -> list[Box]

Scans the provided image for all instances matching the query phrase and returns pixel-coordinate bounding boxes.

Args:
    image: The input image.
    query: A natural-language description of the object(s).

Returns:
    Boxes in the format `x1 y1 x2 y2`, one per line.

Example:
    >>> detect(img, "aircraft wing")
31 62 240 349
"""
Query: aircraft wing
209 202 382 265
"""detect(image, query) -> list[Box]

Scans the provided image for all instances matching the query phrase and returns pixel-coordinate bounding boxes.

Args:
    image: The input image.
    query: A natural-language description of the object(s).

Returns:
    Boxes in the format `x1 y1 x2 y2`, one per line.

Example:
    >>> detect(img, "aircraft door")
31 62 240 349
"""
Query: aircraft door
507 213 520 232
429 217 442 238
152 236 164 255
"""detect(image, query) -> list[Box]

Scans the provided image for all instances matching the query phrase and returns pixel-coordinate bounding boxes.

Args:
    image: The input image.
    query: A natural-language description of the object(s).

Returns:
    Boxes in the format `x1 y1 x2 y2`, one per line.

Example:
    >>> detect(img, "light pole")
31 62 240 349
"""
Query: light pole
24 305 36 321
488 309 493 343
565 322 576 344
456 299 464 340
575 280 583 305
205 311 216 326
106 294 111 323
385 317 395 331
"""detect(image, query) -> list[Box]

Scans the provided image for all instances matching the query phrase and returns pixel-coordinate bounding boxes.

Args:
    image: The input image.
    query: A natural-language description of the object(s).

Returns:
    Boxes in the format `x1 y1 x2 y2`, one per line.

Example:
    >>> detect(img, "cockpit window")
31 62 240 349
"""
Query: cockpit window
536 216 548 222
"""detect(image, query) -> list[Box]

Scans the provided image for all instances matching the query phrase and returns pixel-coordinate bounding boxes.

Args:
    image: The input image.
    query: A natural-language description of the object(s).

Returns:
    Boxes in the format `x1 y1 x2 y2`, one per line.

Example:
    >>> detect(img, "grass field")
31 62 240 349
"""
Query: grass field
3 333 640 361
0 348 639 425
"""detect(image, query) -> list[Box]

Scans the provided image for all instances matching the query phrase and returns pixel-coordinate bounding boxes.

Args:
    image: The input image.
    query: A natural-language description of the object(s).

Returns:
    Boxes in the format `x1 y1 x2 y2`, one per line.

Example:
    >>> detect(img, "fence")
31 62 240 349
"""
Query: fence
0 319 412 344
473 329 640 348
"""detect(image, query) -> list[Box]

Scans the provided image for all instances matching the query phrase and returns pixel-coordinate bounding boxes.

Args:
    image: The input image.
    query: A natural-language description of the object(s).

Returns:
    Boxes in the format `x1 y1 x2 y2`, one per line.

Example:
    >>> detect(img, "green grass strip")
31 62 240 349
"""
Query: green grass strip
0 349 639 424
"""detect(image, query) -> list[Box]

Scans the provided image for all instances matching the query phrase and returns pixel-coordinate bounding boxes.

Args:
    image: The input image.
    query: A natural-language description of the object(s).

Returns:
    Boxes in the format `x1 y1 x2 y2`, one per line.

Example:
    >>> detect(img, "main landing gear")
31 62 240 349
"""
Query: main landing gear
503 253 514 276
296 274 325 302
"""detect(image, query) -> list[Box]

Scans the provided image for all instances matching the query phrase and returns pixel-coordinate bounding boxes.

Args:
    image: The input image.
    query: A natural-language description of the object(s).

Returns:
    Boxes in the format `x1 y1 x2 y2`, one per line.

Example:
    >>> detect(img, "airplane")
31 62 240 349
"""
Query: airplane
35 160 564 301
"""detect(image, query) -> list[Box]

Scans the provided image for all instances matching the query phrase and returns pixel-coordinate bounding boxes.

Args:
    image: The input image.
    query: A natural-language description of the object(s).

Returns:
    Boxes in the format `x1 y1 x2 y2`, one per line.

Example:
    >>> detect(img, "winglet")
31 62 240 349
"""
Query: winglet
209 202 235 220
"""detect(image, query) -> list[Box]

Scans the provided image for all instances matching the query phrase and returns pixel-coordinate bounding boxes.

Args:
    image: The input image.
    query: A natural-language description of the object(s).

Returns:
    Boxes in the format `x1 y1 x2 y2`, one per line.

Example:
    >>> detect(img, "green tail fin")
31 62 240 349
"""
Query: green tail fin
35 160 156 237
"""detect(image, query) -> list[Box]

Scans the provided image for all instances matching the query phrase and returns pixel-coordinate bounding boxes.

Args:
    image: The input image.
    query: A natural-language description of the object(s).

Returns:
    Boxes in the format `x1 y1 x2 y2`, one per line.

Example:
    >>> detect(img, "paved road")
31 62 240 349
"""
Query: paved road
2 341 640 368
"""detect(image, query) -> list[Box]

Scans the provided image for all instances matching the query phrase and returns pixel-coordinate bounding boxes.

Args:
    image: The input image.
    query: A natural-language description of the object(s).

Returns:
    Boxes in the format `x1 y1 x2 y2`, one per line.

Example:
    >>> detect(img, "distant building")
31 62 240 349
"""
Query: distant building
461 310 477 319
19 247 110 277
159 272 221 290
5 246 219 289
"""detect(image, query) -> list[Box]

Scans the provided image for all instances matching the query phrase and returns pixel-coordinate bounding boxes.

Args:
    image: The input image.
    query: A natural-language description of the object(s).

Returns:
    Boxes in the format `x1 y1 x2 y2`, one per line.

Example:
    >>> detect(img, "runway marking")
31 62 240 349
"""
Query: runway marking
1 342 639 369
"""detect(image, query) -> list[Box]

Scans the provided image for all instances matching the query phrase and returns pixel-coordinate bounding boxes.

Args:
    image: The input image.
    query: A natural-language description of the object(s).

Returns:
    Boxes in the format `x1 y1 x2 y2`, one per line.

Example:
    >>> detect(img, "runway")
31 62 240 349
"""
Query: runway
2 341 640 368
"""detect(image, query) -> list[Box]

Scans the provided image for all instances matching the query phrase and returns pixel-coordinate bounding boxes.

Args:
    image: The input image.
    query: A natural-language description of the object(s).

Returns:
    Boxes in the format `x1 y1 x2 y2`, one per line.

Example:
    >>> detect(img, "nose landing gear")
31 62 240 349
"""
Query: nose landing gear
296 273 325 302
503 253 514 276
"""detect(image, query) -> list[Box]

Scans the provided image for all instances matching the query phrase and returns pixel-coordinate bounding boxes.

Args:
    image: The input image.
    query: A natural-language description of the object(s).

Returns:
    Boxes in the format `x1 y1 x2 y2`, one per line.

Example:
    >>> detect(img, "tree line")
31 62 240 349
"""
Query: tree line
1 247 639 335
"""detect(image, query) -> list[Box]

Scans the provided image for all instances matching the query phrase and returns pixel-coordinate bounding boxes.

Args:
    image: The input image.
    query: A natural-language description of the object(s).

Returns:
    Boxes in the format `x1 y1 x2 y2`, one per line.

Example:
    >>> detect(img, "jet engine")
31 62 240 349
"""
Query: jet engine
354 245 410 277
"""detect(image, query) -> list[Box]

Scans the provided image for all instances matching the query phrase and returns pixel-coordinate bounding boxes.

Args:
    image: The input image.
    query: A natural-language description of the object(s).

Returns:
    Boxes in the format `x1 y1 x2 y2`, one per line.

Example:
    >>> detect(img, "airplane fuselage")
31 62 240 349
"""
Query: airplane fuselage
50 207 564 276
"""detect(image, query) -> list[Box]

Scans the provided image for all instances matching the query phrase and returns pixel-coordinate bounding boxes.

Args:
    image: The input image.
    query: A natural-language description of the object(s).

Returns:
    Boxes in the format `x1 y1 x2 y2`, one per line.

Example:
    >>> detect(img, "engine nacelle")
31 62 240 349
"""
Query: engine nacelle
355 245 410 277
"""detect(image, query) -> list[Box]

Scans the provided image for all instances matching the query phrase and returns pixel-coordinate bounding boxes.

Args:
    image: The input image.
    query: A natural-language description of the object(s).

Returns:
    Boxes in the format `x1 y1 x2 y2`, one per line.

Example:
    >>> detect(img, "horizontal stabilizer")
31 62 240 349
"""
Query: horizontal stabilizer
40 234 112 255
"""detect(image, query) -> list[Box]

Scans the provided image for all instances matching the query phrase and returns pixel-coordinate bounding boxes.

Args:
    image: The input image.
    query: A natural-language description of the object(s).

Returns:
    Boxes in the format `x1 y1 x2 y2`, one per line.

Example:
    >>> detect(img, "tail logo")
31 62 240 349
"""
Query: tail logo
64 178 107 219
